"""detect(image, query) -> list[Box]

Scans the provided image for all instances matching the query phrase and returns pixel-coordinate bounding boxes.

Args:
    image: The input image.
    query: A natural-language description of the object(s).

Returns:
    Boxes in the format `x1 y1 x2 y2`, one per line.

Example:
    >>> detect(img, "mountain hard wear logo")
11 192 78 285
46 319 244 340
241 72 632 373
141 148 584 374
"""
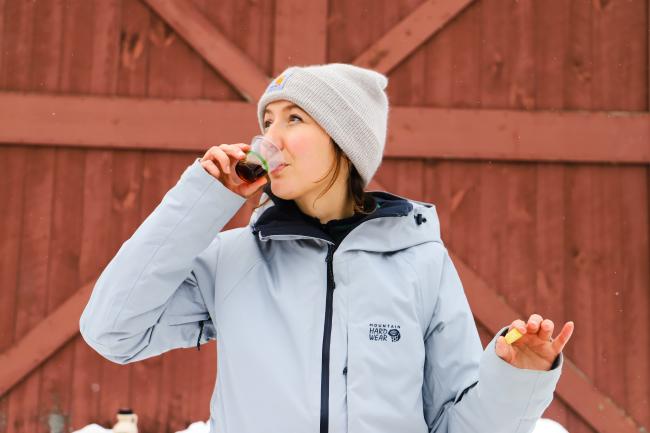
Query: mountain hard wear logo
368 323 401 342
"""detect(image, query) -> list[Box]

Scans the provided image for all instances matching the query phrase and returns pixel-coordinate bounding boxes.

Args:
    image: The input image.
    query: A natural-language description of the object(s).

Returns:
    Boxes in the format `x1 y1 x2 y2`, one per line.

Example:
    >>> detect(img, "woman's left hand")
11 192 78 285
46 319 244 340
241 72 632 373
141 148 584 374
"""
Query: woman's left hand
496 314 575 371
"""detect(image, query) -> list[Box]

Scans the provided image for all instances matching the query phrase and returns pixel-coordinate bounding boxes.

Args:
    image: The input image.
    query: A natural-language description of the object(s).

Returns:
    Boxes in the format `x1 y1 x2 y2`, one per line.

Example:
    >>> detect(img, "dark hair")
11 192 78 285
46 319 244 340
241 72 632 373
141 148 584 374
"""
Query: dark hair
253 139 376 215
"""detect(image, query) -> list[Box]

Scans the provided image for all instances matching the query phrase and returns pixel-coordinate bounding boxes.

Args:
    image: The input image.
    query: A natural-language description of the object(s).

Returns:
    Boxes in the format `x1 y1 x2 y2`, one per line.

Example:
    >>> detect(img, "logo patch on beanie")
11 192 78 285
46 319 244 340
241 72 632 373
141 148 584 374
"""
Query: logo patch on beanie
265 70 294 93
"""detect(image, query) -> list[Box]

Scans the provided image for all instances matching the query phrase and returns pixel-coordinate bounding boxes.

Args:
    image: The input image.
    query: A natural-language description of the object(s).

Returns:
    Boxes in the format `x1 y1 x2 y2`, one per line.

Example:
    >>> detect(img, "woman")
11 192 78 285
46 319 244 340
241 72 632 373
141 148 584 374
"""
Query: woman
80 63 574 433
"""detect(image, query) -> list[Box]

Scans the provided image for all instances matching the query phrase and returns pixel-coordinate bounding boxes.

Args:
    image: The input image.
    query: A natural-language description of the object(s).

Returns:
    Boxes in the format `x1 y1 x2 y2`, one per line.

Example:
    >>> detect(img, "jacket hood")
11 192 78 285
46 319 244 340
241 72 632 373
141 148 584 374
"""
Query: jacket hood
248 184 442 253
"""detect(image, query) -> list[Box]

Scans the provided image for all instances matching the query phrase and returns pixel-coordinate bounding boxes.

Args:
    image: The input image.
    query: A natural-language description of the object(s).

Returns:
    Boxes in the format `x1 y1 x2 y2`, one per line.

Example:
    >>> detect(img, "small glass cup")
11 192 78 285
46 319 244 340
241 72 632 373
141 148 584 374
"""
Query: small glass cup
232 135 284 185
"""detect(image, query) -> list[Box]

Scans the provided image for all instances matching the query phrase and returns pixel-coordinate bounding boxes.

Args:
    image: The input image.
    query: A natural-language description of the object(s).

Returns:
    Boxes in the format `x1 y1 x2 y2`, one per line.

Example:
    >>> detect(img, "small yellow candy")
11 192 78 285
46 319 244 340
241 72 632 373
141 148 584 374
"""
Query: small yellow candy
504 328 523 345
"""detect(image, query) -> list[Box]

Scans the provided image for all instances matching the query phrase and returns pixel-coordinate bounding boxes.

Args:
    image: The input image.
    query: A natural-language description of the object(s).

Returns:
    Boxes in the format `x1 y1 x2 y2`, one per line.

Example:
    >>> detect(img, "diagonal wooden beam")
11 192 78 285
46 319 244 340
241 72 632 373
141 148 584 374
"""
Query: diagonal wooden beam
0 279 95 396
1 92 648 164
451 252 644 433
354 0 475 74
273 0 328 75
140 0 269 102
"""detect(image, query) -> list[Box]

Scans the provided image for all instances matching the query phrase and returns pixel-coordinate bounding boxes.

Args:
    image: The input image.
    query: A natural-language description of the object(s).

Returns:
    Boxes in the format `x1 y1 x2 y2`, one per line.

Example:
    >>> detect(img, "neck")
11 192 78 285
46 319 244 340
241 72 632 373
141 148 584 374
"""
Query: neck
294 175 354 224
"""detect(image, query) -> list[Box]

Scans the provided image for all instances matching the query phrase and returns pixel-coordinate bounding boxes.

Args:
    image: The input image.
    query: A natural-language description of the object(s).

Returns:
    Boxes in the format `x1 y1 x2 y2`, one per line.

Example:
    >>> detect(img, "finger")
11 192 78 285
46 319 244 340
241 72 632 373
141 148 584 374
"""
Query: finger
509 319 527 335
526 314 544 334
495 336 514 363
552 321 575 353
208 147 232 174
200 159 221 179
220 144 247 160
201 145 220 161
538 319 555 342
241 174 268 197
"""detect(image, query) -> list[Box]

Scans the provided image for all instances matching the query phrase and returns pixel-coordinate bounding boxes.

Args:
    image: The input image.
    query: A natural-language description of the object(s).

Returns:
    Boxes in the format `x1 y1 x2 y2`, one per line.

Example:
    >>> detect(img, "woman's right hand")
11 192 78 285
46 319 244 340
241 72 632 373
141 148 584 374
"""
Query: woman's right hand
200 143 269 199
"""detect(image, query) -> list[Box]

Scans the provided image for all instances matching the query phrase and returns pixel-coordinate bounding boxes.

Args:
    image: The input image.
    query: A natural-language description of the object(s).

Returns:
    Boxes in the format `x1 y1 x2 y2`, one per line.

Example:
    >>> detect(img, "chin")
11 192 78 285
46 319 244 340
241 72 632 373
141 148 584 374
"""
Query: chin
269 181 301 201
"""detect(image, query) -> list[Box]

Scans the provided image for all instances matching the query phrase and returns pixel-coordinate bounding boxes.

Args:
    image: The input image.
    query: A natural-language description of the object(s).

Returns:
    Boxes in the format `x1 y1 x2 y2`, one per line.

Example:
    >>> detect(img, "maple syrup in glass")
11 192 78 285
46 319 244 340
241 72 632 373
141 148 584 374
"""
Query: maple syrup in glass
233 136 283 184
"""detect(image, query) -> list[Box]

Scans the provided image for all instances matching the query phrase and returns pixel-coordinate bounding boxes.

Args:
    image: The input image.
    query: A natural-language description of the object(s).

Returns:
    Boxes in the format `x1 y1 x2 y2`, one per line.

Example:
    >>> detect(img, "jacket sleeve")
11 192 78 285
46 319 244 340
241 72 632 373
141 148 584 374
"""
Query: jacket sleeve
79 159 247 365
423 247 563 433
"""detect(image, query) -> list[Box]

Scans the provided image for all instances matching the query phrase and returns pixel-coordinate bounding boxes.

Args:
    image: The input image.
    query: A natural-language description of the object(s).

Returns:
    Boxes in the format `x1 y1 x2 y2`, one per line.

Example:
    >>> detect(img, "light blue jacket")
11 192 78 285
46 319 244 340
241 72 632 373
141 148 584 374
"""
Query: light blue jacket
80 159 563 433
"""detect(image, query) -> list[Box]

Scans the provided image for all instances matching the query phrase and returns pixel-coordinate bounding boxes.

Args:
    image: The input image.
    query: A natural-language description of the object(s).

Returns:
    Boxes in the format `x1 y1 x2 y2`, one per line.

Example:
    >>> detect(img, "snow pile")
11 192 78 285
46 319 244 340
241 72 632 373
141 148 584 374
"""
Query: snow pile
73 418 567 432
174 421 209 433
534 418 569 432
72 424 112 433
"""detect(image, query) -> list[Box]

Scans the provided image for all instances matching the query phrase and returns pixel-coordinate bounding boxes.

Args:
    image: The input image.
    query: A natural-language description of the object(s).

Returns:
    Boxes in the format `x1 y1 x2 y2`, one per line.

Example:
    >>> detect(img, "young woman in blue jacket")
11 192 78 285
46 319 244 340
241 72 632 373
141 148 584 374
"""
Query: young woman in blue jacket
80 63 575 433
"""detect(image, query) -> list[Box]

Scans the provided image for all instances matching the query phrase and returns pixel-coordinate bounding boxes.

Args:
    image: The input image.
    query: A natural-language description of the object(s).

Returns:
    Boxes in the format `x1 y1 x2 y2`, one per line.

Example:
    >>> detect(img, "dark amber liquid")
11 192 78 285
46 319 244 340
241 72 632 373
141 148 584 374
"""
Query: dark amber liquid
235 160 267 183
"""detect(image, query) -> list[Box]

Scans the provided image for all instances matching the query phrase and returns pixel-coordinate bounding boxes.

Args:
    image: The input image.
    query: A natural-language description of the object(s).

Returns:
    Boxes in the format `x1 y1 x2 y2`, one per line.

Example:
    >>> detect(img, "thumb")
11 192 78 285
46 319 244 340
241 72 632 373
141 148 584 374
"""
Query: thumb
495 336 512 362
241 175 268 197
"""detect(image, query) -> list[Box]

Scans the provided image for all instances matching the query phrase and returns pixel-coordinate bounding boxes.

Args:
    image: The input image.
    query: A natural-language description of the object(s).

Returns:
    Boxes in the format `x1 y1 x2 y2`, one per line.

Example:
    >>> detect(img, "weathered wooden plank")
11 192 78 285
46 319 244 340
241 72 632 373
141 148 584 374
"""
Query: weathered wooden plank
147 7 204 99
141 0 269 101
117 0 150 97
38 147 86 433
0 0 35 427
0 0 6 88
3 0 57 431
273 0 327 75
590 1 649 429
354 0 475 74
7 146 56 433
35 1 88 431
509 0 535 109
89 0 121 96
534 0 570 111
479 0 510 108
565 165 599 433
0 0 33 90
591 0 647 112
71 150 112 430
2 92 647 163
565 1 593 112
384 1 430 106
619 166 650 429
564 7 595 433
68 0 121 430
535 163 570 425
532 1 571 425
0 146 26 431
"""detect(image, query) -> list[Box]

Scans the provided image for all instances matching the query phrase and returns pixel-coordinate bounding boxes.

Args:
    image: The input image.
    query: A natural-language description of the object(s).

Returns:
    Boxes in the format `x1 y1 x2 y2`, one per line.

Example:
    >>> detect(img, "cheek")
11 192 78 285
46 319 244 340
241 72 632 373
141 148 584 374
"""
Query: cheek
286 135 331 173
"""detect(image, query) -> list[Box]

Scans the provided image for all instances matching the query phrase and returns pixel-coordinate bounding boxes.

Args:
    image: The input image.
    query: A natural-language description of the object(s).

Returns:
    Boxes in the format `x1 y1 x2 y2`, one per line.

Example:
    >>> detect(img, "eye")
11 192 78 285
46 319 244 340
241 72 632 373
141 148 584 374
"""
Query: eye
263 119 271 129
289 114 303 123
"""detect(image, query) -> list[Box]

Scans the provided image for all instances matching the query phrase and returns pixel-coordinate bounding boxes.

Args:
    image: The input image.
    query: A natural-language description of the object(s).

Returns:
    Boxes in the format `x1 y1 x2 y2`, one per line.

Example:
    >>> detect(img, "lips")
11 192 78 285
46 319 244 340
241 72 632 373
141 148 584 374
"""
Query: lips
271 164 288 175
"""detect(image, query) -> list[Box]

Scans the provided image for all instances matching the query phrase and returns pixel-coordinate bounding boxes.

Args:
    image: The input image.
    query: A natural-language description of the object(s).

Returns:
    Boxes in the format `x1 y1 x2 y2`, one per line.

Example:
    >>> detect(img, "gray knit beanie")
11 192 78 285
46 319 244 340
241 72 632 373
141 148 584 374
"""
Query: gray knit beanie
256 63 389 187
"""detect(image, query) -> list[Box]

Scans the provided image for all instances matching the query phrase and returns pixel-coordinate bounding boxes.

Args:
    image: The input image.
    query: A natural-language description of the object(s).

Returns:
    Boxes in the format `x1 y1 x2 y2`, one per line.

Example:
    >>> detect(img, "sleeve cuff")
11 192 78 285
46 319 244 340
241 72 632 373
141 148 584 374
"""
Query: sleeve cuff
477 326 563 418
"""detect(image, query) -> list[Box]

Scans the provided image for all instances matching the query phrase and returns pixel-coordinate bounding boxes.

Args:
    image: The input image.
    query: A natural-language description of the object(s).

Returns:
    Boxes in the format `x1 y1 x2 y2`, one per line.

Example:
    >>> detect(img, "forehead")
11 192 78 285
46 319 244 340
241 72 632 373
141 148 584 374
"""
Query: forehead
263 100 305 116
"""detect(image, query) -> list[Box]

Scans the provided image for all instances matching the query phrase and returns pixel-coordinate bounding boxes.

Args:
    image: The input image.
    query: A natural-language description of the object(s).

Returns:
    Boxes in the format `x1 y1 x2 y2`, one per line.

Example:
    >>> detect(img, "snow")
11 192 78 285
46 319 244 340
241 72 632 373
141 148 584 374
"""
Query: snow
73 418 568 432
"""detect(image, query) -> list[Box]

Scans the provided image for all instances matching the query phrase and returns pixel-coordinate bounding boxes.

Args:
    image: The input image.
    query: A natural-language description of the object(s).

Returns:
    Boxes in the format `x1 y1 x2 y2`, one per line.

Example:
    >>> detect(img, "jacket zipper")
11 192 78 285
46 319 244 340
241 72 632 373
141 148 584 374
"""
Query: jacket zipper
320 243 337 433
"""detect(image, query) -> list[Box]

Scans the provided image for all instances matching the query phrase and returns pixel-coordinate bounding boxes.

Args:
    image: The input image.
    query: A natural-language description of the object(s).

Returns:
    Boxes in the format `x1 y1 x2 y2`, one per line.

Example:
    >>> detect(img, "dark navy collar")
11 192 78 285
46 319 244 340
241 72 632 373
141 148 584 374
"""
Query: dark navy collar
251 184 413 244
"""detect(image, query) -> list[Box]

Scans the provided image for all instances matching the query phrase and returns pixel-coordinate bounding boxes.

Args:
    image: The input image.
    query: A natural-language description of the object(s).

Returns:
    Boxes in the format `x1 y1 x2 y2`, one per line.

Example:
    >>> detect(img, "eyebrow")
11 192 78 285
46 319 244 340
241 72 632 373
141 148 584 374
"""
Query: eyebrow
263 103 300 116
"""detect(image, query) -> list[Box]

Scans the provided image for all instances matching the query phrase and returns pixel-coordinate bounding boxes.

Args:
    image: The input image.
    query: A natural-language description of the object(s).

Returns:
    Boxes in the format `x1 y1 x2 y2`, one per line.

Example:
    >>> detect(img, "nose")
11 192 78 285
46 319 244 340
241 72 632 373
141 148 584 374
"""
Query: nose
263 127 284 150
